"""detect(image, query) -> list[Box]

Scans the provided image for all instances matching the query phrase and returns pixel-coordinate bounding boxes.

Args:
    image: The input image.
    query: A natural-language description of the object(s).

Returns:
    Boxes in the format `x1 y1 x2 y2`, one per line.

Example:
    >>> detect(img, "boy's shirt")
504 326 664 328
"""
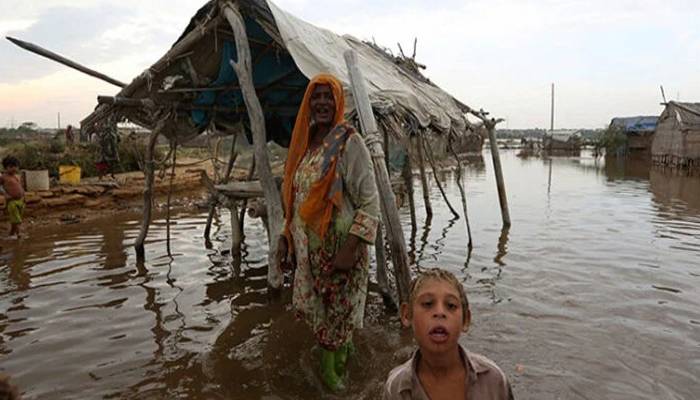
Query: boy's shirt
383 344 514 400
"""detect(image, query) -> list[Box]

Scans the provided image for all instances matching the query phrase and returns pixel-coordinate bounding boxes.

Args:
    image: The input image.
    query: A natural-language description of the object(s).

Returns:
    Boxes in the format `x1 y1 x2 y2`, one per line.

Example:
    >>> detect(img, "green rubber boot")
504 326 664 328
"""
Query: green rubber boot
335 344 349 376
321 348 345 392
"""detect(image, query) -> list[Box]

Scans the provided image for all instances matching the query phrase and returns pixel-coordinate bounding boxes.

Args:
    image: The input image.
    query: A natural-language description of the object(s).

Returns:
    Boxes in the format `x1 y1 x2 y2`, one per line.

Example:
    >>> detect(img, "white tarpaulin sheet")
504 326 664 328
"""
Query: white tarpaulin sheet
267 0 467 133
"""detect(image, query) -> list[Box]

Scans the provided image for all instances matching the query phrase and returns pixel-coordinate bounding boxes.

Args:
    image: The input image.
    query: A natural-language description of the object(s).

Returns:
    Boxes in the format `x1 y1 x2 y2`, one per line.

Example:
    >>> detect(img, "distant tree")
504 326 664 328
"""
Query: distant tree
18 121 38 132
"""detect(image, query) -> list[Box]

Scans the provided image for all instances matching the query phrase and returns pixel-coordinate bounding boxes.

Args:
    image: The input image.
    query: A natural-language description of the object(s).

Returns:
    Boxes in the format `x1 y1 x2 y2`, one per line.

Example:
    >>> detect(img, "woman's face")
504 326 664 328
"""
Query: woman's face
309 84 335 125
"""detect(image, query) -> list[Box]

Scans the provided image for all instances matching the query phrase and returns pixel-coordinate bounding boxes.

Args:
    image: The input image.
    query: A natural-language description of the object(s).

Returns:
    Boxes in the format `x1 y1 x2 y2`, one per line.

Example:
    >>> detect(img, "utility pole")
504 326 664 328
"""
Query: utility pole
550 83 555 132
57 112 61 130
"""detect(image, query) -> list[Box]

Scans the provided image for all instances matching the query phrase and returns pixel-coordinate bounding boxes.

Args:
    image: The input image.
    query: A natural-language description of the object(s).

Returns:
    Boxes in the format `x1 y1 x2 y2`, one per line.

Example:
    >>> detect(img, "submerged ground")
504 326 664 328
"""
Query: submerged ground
1 150 699 399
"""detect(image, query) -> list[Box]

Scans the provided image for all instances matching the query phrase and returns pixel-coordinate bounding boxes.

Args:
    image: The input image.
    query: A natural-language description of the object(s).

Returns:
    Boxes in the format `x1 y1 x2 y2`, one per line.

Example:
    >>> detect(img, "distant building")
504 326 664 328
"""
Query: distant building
651 102 700 170
609 116 658 153
543 129 582 152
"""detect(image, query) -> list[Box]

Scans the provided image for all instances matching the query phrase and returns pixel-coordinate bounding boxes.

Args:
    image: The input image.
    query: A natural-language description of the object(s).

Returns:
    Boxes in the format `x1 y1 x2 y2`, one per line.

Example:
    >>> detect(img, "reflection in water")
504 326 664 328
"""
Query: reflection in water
1 151 700 399
494 226 510 267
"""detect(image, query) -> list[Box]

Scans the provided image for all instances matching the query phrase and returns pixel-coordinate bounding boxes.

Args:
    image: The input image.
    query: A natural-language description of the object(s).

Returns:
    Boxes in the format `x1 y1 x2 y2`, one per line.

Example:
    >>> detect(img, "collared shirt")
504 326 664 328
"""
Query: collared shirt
383 345 515 400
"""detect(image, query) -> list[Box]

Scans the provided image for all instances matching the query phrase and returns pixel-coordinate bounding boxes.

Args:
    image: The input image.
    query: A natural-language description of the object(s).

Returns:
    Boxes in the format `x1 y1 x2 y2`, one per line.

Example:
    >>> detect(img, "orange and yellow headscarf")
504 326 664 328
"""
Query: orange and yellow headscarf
282 74 350 245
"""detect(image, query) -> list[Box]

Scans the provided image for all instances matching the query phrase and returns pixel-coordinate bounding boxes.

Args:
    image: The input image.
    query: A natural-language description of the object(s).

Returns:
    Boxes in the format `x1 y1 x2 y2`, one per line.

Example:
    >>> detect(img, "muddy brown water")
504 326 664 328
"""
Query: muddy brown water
1 151 699 399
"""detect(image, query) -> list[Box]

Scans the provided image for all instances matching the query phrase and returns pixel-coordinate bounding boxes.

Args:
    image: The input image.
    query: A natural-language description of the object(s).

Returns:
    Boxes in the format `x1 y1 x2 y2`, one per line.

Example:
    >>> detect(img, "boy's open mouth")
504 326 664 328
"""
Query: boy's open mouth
428 326 449 343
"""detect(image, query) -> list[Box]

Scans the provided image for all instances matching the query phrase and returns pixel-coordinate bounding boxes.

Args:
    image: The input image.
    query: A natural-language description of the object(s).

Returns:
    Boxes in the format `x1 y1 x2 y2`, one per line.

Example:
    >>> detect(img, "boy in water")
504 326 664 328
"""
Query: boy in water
0 156 25 239
383 268 514 400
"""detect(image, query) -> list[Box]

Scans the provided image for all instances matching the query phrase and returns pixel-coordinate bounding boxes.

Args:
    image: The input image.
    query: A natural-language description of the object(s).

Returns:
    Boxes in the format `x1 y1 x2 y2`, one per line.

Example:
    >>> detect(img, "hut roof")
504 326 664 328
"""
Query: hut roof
548 129 581 142
81 0 475 144
609 116 658 134
661 102 700 130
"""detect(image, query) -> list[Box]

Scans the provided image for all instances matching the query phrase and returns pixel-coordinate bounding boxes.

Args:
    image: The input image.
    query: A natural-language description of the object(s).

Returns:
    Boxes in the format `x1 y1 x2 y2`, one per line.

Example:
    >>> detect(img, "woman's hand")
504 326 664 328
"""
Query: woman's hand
277 236 295 271
331 235 361 272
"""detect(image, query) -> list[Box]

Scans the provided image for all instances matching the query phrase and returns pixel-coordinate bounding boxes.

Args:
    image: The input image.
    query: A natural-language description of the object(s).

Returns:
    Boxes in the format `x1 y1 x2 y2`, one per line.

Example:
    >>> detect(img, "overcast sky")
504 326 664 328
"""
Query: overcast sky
1 0 698 129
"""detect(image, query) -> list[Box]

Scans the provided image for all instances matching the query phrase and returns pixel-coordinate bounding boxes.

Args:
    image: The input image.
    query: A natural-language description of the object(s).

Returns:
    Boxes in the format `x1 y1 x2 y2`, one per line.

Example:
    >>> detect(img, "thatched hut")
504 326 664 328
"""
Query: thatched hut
609 116 658 153
543 129 582 152
651 102 700 170
74 0 496 301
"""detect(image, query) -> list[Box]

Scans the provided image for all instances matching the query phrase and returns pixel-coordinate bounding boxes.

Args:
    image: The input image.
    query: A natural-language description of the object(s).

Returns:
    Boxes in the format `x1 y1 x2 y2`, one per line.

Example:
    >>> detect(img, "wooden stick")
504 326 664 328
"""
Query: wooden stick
447 133 473 250
374 224 397 311
223 1 285 290
401 141 417 232
239 156 256 234
414 134 433 218
420 132 460 219
204 131 239 242
230 201 243 273
345 49 412 306
135 128 161 262
485 120 511 227
166 141 178 257
6 36 126 88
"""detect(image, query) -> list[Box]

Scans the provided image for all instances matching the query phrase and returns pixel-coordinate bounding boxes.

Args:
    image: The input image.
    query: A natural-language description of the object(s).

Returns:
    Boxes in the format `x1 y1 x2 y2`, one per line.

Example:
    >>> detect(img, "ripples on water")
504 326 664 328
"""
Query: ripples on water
1 151 699 399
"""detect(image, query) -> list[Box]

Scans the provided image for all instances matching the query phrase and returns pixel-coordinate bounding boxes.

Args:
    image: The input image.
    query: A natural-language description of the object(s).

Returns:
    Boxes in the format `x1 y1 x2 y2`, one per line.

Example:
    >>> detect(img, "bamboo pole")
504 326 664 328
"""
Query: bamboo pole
135 129 161 262
420 132 460 219
6 36 126 88
414 134 433 219
344 50 412 305
223 1 284 289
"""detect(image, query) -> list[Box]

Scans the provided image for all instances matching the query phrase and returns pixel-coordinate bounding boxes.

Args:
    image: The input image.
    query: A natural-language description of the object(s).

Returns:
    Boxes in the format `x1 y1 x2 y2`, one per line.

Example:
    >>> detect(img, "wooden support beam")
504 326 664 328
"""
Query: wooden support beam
401 141 417 232
484 118 510 227
344 49 412 306
6 36 126 88
447 132 473 250
421 132 460 219
414 134 433 219
375 224 397 311
135 128 161 262
223 1 285 290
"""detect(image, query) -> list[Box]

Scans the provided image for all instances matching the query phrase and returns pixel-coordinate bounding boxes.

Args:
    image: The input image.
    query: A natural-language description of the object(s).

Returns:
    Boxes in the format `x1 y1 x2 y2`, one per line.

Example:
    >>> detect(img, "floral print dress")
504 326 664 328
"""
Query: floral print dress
290 133 380 350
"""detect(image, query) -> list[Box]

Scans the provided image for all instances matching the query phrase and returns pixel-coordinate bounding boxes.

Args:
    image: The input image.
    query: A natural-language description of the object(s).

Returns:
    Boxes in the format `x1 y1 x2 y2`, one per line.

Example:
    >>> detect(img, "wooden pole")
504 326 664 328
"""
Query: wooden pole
486 120 511 227
239 156 256 233
447 133 473 250
223 1 284 289
204 132 238 243
229 201 243 273
135 129 161 262
166 141 177 257
401 142 417 232
6 36 127 88
374 224 396 311
420 132 460 219
414 134 433 219
344 49 412 305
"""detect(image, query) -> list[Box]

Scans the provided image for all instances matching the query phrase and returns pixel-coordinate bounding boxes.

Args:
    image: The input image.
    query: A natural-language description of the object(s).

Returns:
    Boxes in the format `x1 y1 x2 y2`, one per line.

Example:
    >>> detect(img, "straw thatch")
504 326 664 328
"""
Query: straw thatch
651 102 700 170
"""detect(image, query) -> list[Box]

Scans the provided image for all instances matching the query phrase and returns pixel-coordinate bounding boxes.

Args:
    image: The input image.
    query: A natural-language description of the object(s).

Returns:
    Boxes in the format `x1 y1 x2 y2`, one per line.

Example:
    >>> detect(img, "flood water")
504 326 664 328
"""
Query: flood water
1 150 699 399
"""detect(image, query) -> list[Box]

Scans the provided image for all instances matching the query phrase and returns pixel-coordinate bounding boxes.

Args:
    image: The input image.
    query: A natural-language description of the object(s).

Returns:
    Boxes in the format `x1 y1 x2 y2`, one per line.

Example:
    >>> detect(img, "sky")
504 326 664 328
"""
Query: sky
0 0 698 129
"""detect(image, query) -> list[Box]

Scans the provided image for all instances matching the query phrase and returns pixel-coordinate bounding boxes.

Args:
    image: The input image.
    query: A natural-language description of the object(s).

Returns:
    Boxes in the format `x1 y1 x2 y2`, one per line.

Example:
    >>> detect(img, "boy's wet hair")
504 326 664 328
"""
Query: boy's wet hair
0 373 20 400
408 268 470 322
2 156 19 169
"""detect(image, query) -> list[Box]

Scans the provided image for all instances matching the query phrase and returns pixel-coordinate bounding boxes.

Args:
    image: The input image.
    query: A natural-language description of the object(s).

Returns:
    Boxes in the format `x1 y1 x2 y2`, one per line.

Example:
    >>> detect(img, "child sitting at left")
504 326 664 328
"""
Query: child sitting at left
0 156 25 239
0 373 21 400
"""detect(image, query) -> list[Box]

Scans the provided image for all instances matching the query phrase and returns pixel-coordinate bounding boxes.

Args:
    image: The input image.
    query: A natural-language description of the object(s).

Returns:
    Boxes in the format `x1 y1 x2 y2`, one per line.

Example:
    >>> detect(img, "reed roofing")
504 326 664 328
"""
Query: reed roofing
81 0 478 144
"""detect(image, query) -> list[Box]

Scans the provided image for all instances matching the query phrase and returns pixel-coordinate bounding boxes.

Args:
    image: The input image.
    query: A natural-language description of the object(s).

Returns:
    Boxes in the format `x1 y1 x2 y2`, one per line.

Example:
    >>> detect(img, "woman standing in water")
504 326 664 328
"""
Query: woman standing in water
277 73 380 391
